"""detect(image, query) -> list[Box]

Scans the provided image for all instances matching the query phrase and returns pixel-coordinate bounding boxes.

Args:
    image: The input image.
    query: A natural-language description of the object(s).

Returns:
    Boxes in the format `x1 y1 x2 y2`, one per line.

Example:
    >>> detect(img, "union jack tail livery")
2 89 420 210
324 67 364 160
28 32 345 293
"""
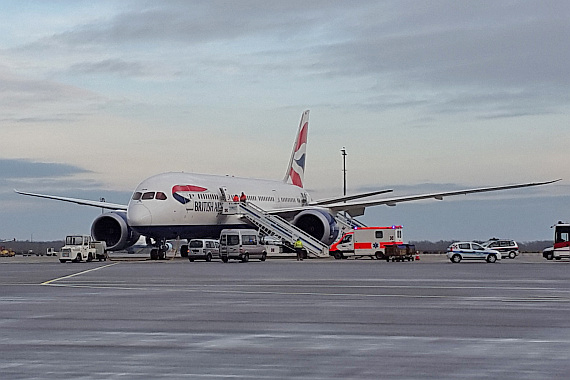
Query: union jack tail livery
284 110 309 188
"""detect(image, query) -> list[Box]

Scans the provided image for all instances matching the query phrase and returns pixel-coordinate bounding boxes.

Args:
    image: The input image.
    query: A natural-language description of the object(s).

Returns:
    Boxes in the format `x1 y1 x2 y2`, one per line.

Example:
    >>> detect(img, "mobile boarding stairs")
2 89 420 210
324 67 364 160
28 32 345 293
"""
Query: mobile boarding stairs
220 201 330 258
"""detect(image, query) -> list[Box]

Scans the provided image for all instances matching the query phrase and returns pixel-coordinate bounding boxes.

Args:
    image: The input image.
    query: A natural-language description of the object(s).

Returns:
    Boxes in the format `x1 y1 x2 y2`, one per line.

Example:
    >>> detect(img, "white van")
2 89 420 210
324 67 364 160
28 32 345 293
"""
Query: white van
188 239 220 262
219 229 267 263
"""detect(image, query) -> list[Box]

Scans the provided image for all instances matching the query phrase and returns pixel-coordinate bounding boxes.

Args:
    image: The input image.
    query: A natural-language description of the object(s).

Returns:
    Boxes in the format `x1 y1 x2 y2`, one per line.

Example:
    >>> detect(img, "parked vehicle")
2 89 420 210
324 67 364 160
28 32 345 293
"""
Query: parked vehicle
219 229 267 263
187 239 220 262
482 238 519 259
543 221 570 260
447 242 501 263
329 226 414 260
59 235 107 263
0 247 15 257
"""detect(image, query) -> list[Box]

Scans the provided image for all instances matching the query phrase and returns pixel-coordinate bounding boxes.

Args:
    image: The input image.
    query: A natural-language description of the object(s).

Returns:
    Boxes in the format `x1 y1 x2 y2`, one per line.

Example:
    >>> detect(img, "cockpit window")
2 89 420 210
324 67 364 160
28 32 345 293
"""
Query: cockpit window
132 192 142 200
142 192 155 200
155 192 167 200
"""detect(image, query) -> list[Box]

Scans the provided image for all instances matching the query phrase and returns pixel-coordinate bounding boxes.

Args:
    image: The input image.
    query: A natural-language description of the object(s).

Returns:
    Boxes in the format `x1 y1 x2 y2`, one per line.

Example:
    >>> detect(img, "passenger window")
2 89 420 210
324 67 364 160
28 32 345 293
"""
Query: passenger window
142 192 155 200
375 231 383 239
458 243 470 249
155 192 167 200
243 235 257 245
132 192 142 200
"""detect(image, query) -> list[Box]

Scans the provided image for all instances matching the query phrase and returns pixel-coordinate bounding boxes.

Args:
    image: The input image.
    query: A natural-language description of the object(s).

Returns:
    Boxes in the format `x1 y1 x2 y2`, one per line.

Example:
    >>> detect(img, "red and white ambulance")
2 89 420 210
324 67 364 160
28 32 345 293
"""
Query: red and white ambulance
329 226 414 260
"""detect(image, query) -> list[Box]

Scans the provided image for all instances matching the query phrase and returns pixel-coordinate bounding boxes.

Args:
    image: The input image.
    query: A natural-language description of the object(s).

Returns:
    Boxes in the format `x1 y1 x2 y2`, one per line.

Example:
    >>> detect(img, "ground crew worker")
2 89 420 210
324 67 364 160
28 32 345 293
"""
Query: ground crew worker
294 238 304 261
240 192 247 202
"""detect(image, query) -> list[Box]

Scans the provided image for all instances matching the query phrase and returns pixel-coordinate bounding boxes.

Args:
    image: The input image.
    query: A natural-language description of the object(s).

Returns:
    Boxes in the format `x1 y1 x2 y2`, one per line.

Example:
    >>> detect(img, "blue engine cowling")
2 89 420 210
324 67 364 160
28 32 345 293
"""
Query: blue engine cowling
292 209 339 245
91 211 140 251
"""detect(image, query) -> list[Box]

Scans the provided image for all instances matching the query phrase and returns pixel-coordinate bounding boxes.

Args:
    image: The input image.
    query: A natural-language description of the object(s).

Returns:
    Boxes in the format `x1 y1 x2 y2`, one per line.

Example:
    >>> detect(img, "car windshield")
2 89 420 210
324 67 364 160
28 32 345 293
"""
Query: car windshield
472 243 484 250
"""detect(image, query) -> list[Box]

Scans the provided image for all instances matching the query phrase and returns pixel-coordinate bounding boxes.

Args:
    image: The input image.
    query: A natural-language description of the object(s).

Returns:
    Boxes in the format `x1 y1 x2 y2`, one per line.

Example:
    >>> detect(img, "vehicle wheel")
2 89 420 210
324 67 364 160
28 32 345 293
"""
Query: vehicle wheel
74 254 81 263
451 254 461 263
206 253 212 262
59 259 66 263
260 252 266 262
508 251 516 259
546 252 553 260
555 257 562 260
222 256 228 263
241 253 249 263
333 251 343 260
486 254 497 263
189 258 194 262
150 249 158 260
87 253 93 262
375 252 384 260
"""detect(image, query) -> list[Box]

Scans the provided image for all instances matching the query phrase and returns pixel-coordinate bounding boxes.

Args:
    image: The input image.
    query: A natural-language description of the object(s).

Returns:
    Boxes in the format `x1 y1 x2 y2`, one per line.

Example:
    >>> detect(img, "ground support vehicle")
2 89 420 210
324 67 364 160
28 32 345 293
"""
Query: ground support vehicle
219 229 267 263
383 244 417 262
329 226 412 260
447 242 501 263
543 222 570 260
59 235 107 263
0 247 15 257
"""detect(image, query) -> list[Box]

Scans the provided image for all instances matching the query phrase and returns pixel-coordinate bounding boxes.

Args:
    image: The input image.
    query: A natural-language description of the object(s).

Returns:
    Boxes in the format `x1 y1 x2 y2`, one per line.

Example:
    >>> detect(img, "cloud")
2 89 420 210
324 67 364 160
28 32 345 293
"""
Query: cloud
69 59 149 77
0 159 90 180
0 67 104 123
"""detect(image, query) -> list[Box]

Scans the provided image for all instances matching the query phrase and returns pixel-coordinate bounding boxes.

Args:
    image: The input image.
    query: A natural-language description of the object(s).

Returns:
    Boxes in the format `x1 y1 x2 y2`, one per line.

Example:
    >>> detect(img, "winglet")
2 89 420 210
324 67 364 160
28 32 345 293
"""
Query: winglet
284 110 309 188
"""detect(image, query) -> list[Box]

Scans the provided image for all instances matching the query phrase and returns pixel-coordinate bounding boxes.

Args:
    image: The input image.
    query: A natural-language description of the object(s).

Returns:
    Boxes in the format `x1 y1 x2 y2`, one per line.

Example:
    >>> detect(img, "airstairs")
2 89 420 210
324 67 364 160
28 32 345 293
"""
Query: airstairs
334 212 367 233
220 201 329 258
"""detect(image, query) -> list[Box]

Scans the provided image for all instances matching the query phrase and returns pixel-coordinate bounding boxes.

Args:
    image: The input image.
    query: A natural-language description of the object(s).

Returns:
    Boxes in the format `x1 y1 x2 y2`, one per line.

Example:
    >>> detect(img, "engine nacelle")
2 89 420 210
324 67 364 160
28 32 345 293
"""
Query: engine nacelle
91 211 140 251
292 209 339 245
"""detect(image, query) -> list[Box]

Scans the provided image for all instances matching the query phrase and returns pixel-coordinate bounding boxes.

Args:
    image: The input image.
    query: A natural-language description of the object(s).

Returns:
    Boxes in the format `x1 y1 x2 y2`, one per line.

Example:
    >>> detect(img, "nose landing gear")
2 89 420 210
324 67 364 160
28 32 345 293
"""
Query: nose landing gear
148 238 169 260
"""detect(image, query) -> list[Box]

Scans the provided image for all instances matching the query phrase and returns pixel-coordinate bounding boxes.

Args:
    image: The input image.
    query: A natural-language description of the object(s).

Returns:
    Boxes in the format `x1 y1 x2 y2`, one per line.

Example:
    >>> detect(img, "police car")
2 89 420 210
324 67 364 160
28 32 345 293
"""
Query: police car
482 238 519 259
447 242 501 263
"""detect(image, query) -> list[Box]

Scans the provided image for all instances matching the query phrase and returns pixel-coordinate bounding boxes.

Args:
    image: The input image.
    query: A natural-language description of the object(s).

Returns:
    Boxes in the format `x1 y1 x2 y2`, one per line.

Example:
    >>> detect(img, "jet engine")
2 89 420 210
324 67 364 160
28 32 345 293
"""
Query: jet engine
91 211 140 251
292 209 339 245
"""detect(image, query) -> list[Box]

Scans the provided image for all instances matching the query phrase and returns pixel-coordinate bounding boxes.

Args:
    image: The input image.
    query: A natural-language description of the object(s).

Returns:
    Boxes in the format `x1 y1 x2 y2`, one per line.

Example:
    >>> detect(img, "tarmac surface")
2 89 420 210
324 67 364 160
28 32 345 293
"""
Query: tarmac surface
1 253 570 379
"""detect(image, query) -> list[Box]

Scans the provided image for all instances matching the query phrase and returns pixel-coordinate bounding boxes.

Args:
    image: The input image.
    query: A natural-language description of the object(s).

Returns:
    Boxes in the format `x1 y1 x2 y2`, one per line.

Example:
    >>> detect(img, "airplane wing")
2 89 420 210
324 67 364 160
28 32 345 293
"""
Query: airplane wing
14 190 128 211
324 179 561 216
309 189 393 206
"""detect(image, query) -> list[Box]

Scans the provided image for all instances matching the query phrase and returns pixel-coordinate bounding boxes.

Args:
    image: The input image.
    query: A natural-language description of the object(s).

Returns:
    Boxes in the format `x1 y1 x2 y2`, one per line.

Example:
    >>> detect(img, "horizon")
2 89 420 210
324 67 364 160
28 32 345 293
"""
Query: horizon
1 1 569 241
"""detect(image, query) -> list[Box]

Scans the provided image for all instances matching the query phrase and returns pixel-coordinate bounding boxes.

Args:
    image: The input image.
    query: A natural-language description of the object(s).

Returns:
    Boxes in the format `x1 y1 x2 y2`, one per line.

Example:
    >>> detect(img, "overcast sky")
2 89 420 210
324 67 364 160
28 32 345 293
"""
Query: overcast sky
1 1 569 242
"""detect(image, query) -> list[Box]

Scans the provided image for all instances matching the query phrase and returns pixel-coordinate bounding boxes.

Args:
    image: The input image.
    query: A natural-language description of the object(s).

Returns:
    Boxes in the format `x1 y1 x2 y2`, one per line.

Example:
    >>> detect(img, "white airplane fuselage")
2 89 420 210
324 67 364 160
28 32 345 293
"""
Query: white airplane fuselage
127 172 312 240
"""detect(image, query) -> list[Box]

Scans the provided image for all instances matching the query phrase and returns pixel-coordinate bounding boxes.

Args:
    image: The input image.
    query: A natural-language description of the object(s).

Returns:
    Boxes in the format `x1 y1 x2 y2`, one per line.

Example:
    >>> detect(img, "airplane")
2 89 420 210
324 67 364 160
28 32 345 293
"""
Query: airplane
16 110 559 259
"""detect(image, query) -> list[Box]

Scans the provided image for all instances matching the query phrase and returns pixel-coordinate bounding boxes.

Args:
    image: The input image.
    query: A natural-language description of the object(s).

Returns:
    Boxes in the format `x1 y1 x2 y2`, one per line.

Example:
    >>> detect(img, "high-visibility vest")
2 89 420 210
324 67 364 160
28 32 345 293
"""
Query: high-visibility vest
294 240 303 249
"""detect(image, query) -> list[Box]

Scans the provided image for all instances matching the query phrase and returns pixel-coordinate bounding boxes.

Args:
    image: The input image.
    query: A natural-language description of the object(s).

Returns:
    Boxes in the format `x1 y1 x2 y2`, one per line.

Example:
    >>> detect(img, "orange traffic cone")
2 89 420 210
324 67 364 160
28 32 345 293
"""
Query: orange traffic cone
415 253 420 261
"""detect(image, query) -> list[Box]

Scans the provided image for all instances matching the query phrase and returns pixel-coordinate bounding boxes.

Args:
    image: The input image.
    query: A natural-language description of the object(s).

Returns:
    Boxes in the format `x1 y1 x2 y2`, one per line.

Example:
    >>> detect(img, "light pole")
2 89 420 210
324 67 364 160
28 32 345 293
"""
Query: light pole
341 147 347 197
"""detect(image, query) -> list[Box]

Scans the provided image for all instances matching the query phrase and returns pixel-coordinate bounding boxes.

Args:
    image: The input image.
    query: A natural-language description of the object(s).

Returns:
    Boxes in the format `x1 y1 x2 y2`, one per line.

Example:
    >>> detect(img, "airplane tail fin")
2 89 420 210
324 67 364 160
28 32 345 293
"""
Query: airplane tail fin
284 110 309 188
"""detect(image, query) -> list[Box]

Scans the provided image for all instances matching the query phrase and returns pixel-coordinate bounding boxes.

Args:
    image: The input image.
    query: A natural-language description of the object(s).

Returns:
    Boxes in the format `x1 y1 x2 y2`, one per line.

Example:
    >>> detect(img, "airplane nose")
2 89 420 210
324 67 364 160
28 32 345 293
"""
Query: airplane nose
127 203 152 226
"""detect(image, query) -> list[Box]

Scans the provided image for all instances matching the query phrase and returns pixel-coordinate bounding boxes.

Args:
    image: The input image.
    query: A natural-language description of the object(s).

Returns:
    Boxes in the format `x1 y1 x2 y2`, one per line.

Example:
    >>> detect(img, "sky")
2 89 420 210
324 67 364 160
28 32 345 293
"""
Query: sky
1 1 569 243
